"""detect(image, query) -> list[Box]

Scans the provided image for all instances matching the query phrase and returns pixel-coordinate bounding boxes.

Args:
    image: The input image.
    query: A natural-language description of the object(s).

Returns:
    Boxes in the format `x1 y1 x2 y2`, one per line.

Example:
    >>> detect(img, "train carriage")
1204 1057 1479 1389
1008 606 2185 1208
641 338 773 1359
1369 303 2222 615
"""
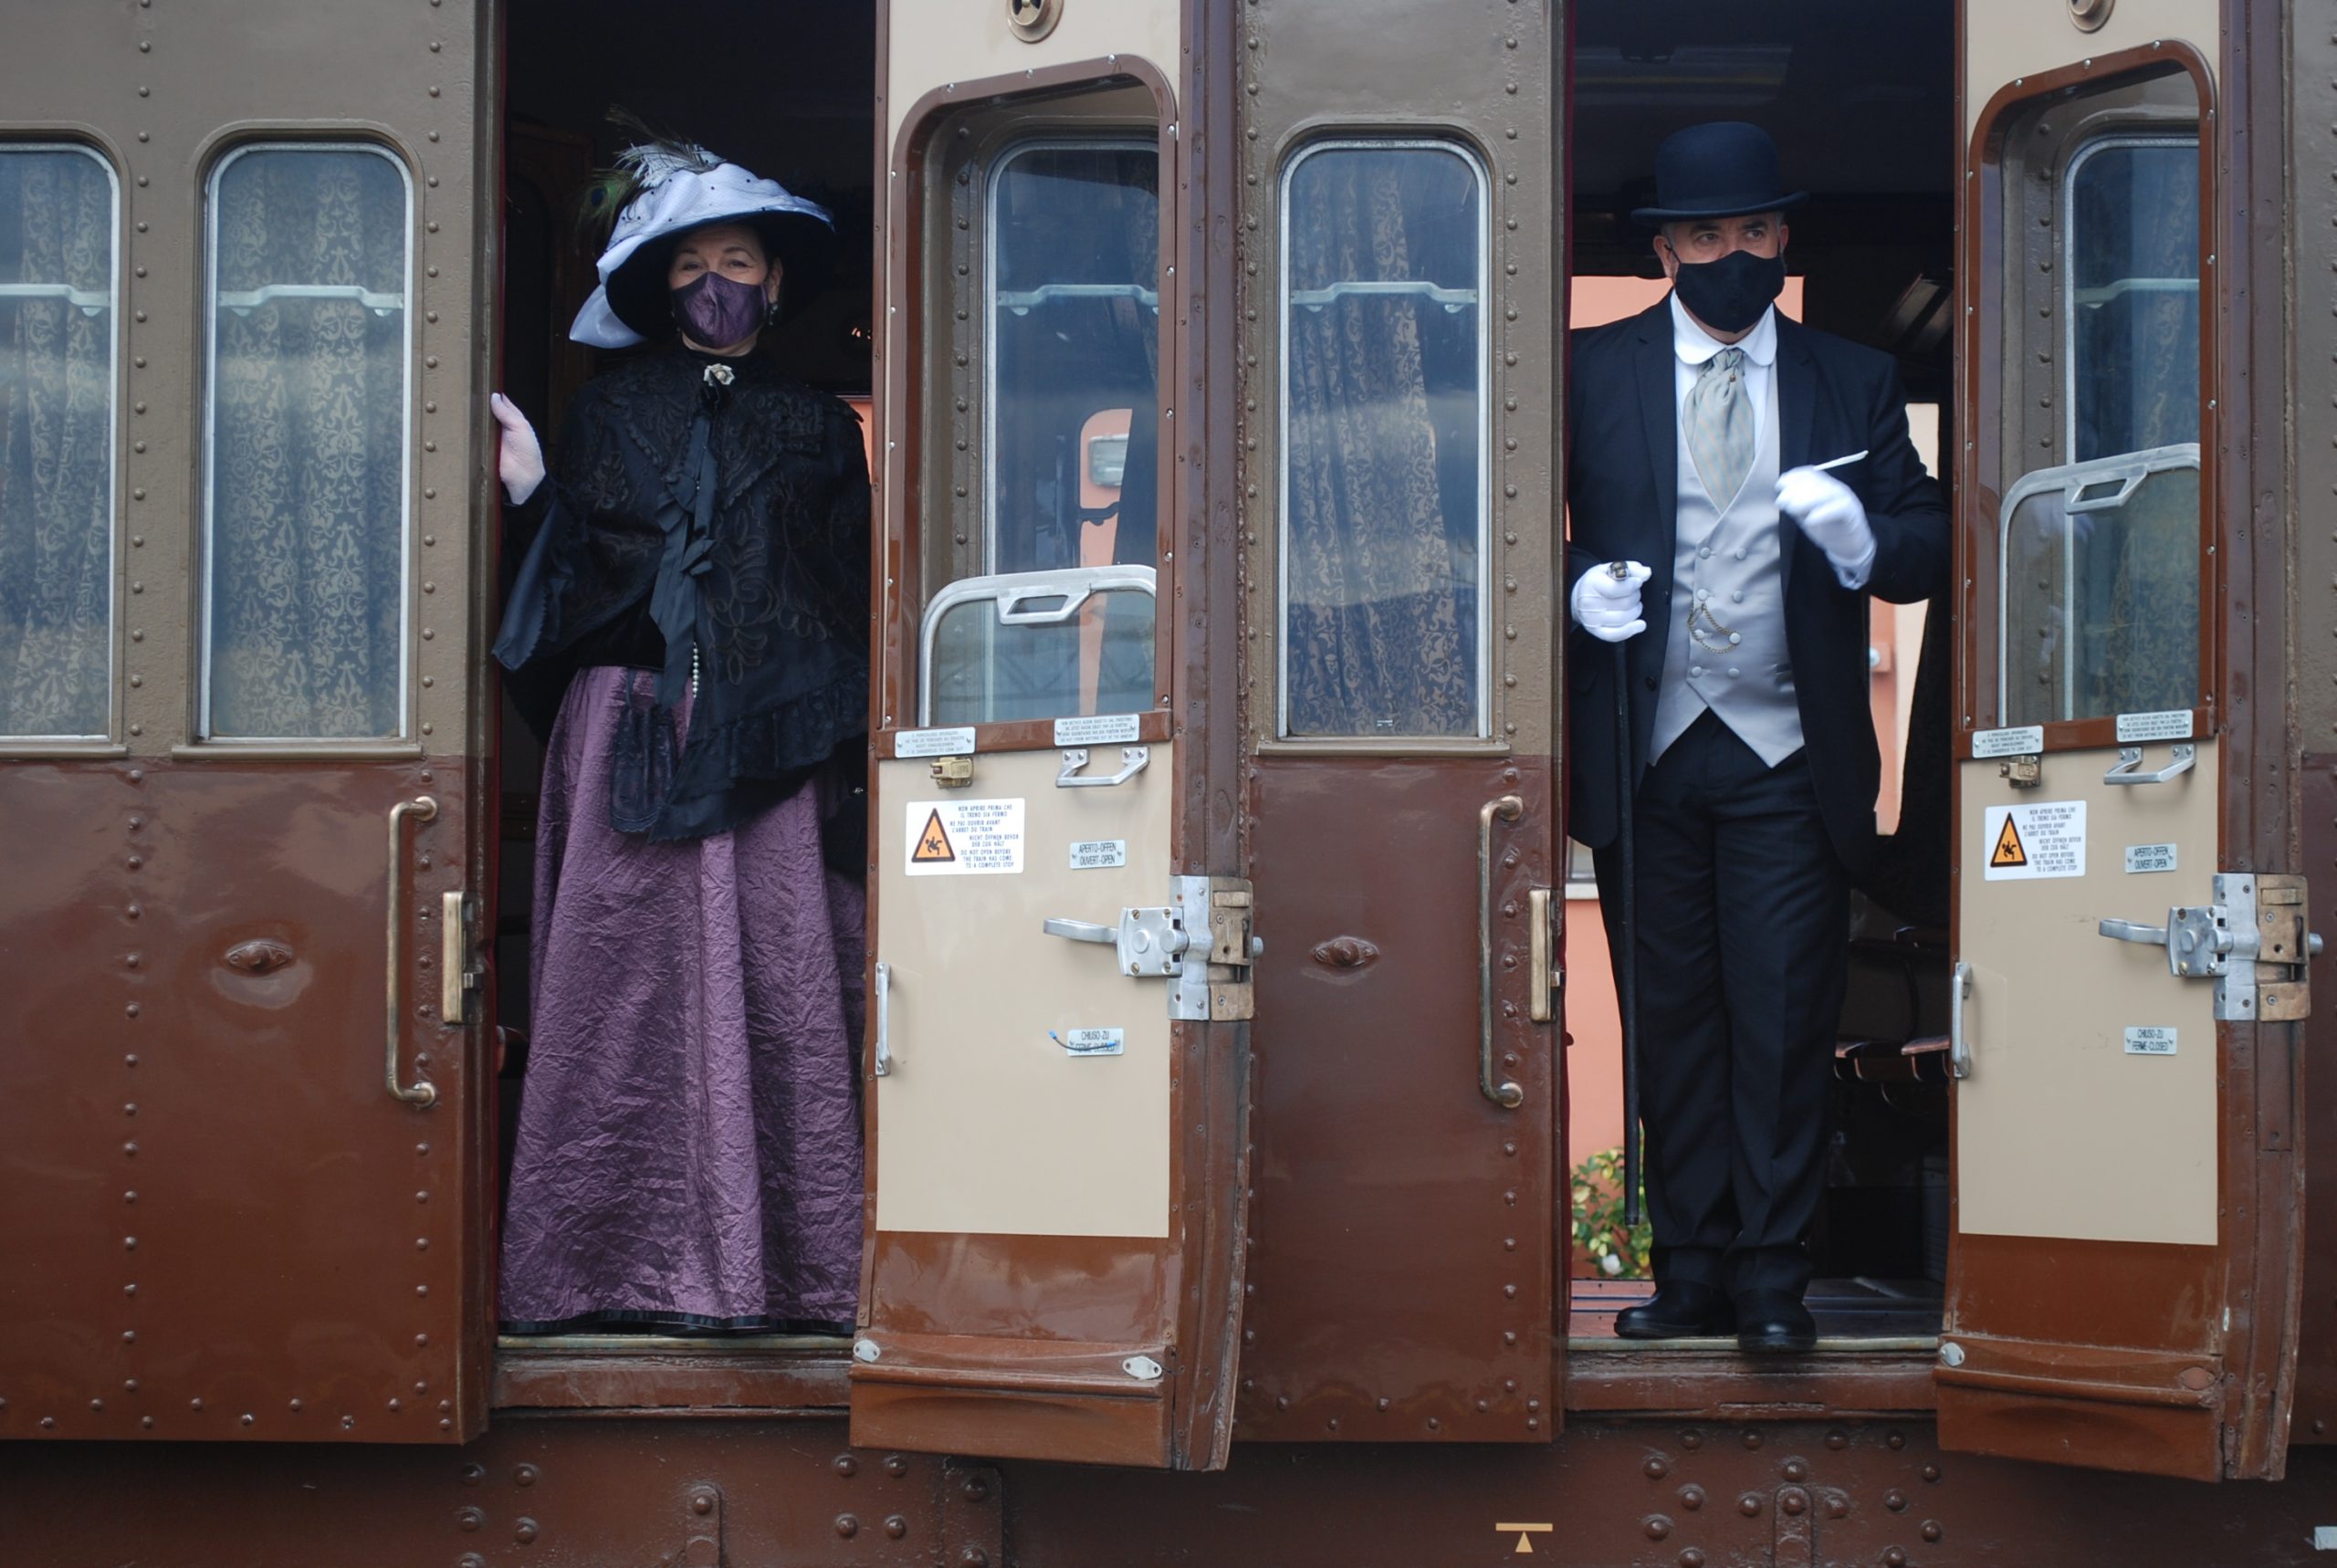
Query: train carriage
2 0 2334 1561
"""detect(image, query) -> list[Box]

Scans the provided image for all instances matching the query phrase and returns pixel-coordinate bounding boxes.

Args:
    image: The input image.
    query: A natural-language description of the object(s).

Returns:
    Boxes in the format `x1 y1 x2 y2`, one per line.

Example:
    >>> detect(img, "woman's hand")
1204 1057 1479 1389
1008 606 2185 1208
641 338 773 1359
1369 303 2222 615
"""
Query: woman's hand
490 392 545 505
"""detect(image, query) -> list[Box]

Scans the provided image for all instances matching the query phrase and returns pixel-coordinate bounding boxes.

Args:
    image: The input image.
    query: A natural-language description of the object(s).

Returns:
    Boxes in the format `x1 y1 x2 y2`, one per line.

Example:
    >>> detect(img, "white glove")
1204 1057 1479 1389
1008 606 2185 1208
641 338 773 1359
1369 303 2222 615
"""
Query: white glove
1776 465 1874 589
490 392 545 506
1570 559 1651 643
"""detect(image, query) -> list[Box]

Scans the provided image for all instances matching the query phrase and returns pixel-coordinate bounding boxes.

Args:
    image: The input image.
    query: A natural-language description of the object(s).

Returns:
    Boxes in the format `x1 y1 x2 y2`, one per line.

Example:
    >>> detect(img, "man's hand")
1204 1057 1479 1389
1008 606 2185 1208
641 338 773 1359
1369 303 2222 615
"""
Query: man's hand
1776 465 1874 587
491 392 545 506
1571 559 1652 643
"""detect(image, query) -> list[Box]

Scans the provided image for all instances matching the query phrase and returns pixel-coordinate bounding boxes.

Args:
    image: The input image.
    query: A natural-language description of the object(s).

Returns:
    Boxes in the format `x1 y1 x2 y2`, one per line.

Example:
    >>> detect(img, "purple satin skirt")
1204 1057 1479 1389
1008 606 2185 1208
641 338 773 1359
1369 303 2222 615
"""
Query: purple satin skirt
498 666 865 1329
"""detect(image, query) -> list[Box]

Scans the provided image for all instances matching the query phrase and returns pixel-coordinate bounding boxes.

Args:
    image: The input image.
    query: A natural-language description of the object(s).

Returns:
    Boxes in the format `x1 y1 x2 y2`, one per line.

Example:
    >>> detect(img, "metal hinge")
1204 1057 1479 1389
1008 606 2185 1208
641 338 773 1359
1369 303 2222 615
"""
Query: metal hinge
1039 876 1260 1020
2096 872 2322 1021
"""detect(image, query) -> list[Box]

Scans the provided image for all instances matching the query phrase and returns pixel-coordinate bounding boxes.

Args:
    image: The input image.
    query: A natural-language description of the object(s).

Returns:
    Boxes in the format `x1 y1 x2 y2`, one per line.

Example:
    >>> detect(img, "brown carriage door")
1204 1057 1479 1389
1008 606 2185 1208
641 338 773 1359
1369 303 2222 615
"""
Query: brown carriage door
0 1 495 1443
852 7 1248 1469
1233 0 1565 1444
1944 12 2300 1479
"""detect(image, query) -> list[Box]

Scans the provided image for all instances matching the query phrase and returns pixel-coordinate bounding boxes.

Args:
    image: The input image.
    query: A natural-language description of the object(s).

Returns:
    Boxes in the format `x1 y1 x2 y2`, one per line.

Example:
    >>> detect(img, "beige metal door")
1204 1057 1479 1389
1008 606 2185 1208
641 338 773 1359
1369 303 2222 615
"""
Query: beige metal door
851 1 1250 1470
1944 0 2305 1479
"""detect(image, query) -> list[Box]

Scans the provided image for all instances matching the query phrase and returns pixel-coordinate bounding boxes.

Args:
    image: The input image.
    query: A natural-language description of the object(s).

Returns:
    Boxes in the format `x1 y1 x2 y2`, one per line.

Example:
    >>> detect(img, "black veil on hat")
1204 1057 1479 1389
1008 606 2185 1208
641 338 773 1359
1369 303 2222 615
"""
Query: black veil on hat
571 123 835 348
1630 120 1807 227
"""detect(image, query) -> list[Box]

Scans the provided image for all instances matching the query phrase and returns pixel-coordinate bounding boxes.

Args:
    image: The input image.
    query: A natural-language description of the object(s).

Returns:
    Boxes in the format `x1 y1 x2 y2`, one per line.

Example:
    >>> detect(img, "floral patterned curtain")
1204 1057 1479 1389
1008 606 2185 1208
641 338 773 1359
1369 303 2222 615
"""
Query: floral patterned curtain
0 149 113 737
207 147 407 738
1282 147 1480 737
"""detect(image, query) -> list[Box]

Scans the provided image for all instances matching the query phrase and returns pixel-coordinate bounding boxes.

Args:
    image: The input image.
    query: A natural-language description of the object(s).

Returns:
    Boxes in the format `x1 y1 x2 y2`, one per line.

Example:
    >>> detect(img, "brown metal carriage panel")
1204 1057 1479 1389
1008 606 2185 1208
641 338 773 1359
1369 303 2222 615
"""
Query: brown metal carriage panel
1230 0 1565 1444
0 0 496 1442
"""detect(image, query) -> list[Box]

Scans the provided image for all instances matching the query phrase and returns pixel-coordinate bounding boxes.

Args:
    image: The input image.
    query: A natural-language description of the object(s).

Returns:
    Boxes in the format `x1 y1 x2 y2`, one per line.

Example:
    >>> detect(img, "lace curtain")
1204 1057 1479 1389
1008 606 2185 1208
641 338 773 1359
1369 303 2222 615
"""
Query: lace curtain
0 149 113 737
206 147 408 738
1282 146 1481 737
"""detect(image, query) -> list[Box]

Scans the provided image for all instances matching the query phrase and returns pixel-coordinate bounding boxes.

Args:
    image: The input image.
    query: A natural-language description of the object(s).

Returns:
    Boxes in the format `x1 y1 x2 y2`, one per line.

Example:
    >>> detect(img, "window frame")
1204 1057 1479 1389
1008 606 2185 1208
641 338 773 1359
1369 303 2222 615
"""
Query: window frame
980 134 1160 580
0 140 122 747
2058 131 2199 462
195 139 415 745
1273 135 1493 744
1960 54 2214 759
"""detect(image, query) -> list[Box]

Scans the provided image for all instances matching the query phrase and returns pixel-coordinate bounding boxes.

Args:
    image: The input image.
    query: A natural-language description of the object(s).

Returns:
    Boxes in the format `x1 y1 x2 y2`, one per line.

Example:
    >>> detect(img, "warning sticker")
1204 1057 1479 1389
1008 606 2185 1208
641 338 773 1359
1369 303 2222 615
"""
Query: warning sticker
1981 800 2086 881
2124 1026 2178 1056
1972 725 2045 759
904 799 1025 876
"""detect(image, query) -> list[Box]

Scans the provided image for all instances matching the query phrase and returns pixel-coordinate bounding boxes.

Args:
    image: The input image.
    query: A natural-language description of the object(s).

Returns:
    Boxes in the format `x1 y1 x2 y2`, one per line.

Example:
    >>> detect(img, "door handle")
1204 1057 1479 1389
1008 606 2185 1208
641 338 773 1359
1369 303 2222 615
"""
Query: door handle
1948 960 1973 1080
2099 916 2172 946
1043 917 1116 944
440 890 479 1026
1477 795 1526 1109
873 960 894 1076
2104 743 2195 785
384 796 439 1108
1057 745 1149 789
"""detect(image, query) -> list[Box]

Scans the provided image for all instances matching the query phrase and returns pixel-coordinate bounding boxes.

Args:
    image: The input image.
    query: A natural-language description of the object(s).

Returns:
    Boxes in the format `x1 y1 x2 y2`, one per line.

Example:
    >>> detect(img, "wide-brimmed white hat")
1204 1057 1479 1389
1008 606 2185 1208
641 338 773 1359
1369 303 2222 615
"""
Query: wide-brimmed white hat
571 145 833 349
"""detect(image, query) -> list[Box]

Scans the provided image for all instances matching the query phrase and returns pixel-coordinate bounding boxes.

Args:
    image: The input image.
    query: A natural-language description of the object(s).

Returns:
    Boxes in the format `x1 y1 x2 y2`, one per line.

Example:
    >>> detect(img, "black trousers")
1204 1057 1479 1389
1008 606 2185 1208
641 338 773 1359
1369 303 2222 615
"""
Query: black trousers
1592 709 1851 1298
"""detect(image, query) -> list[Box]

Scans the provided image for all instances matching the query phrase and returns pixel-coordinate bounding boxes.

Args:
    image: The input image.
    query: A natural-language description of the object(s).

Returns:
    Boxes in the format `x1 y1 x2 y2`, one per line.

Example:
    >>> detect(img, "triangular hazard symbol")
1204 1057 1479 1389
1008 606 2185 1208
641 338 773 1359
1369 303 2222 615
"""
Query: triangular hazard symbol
1990 814 2028 868
913 809 956 863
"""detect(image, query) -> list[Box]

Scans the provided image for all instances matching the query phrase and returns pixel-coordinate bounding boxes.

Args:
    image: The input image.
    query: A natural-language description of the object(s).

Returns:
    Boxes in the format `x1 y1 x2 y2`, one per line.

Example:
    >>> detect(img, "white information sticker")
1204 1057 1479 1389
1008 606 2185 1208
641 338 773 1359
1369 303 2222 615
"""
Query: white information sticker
1972 726 2045 759
1069 839 1128 871
2124 841 2179 874
1056 1027 1125 1057
1982 800 2087 881
2117 709 2195 743
1054 713 1143 747
2124 1026 2178 1056
896 727 977 758
904 798 1025 876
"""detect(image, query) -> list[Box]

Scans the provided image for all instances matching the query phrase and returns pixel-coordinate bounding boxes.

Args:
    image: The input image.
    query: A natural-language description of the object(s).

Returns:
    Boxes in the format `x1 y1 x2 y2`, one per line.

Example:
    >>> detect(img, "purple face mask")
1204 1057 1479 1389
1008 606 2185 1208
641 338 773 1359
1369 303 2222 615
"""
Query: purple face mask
671 270 769 348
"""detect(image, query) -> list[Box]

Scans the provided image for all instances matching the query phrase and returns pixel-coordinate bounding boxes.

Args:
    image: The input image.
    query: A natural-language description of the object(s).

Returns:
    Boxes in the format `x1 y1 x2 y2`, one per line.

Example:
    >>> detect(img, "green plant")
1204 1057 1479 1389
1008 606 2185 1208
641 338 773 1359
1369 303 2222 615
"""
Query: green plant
1570 1145 1652 1279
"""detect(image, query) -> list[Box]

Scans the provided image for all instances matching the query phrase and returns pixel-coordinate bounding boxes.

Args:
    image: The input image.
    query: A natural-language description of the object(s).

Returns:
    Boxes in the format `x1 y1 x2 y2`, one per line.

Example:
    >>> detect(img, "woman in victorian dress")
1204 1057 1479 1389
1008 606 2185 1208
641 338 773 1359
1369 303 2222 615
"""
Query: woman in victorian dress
488 137 870 1333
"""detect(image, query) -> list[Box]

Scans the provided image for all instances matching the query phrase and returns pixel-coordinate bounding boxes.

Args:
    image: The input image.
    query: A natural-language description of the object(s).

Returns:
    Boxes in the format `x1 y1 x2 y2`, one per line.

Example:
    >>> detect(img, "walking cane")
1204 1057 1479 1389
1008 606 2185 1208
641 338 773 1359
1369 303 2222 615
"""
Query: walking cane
1608 561 1642 1228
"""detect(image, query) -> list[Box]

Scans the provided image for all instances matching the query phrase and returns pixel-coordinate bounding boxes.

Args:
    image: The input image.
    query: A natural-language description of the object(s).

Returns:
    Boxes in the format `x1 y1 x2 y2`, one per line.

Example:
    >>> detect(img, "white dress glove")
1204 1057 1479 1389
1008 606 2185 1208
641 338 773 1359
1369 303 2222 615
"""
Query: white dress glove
1776 465 1874 589
490 392 545 506
1570 559 1652 643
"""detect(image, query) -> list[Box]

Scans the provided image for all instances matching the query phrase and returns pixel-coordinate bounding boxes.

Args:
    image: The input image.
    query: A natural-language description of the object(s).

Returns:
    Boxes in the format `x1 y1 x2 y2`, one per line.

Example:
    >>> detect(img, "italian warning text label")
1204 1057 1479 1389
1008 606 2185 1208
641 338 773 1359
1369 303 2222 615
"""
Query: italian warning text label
1982 800 2087 881
905 798 1026 876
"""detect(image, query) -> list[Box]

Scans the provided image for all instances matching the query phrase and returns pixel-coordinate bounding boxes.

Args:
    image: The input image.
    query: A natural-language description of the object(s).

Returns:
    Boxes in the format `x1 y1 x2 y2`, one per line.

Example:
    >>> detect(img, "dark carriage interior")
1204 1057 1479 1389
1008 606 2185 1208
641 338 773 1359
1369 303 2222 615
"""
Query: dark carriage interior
491 0 877 1235
1567 0 1958 1343
488 0 1959 1348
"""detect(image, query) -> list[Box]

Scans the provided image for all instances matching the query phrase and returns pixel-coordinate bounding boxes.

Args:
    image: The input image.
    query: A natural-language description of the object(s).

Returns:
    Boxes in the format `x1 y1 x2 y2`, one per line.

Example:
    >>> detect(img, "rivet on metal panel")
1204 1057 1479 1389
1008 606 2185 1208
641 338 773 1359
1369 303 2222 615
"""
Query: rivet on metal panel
240 1413 254 1427
1678 1551 1705 1568
1742 1430 1761 1449
459 1462 486 1484
884 1455 908 1478
89 1398 103 1412
1644 1515 1672 1540
885 1515 909 1540
1739 1493 1762 1517
835 1515 859 1538
513 1519 538 1543
514 1464 538 1486
1826 1430 1848 1449
1883 1551 1908 1568
189 1397 202 1410
1885 1489 1908 1511
1921 1462 1941 1482
1783 1458 1808 1481
457 1508 483 1531
1645 1456 1668 1479
1923 1521 1944 1542
1679 1485 1704 1511
415 1333 429 1347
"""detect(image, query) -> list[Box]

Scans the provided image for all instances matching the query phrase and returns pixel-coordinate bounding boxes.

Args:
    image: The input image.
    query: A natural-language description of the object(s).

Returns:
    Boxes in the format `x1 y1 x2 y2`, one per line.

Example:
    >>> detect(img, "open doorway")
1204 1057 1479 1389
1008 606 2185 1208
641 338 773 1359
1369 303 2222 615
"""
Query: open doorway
489 0 876 1354
1561 0 1958 1346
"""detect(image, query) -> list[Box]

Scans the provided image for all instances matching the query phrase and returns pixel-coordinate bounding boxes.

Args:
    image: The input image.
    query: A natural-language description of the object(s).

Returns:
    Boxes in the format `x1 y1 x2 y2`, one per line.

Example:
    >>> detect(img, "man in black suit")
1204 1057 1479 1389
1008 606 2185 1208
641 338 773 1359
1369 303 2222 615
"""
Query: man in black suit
1566 122 1948 1352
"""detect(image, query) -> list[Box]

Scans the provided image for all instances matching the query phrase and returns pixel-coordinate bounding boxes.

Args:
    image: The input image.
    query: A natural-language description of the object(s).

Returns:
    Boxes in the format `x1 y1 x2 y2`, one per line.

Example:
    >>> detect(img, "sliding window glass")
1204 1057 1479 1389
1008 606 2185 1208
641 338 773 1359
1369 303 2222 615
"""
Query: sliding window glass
1279 140 1487 740
0 145 118 740
203 144 411 740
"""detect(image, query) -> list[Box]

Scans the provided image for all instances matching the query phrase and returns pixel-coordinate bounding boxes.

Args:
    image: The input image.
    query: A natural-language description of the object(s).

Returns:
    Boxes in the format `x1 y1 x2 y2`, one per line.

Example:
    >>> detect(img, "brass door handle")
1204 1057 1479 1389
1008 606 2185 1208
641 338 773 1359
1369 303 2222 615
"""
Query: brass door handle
1527 887 1557 1024
1478 795 1525 1109
385 796 439 1108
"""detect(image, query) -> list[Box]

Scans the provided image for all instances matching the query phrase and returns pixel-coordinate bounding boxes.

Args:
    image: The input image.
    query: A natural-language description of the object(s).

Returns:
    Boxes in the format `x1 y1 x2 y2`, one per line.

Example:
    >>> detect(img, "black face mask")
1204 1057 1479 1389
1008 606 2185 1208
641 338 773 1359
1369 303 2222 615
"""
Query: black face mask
1669 246 1786 335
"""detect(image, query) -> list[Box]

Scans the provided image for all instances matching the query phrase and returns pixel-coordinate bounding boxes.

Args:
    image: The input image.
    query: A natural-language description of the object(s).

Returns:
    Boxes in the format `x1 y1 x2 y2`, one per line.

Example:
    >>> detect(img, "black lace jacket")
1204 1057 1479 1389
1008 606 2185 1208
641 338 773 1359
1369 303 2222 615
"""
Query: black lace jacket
494 347 870 843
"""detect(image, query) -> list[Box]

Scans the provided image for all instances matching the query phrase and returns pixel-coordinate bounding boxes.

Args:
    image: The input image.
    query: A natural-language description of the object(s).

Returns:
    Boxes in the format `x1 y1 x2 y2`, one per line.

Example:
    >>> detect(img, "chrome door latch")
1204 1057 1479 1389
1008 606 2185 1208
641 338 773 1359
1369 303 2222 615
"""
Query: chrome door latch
1042 876 1261 1020
2097 873 2323 1020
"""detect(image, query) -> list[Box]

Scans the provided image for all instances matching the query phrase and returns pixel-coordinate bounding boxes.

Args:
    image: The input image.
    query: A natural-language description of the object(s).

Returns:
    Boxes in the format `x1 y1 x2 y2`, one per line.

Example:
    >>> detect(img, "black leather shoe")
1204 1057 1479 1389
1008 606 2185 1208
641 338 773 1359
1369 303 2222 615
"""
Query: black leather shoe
1613 1281 1735 1339
1734 1290 1817 1354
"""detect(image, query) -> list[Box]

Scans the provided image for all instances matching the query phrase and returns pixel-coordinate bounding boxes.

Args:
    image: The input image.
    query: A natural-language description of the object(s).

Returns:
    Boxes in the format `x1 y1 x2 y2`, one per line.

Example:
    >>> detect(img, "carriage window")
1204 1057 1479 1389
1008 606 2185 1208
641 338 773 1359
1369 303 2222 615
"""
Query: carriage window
921 567 1155 727
0 145 117 740
986 143 1158 578
202 144 411 740
1278 140 1487 739
1998 131 2200 728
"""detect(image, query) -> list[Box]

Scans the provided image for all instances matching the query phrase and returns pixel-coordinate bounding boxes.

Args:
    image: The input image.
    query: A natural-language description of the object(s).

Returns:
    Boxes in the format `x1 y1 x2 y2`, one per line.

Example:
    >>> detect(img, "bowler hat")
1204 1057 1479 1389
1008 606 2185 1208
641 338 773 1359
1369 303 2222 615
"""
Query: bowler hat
1630 121 1807 227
